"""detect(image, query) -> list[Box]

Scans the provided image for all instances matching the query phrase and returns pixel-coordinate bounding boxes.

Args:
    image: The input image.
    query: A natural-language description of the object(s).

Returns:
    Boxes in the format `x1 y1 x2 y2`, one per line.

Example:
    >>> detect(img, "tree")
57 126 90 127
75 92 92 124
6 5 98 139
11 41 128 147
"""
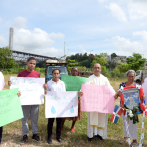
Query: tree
67 59 78 72
106 60 117 69
36 61 46 68
118 63 129 73
111 53 117 59
126 53 146 71
0 47 17 69
91 54 107 69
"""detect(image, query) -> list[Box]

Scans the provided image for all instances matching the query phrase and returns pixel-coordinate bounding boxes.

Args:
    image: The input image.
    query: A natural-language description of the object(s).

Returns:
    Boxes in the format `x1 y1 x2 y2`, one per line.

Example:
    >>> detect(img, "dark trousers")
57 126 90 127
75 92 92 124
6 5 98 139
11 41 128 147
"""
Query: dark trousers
0 127 3 144
47 118 62 139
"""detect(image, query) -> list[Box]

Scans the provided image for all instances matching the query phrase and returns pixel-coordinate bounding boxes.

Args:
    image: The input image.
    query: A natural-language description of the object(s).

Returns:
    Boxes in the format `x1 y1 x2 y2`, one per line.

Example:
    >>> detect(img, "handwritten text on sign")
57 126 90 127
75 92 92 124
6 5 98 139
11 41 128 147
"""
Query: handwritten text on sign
0 88 23 127
45 91 78 118
81 84 115 113
10 77 45 105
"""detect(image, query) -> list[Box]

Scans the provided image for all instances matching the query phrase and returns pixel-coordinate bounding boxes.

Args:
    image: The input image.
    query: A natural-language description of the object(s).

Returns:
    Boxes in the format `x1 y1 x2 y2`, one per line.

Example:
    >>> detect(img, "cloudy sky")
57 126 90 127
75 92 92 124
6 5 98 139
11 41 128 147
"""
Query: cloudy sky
0 0 147 58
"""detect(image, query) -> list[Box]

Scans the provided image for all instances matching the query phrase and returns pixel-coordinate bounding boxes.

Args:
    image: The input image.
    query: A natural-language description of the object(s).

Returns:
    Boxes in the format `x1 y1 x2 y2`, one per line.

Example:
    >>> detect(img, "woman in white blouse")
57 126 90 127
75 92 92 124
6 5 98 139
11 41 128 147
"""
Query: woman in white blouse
45 69 66 144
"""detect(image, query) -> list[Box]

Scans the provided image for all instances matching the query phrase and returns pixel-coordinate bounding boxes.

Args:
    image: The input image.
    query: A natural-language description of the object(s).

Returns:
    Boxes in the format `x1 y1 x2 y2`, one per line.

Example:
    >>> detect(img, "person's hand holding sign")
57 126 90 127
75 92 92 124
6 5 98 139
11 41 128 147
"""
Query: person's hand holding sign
78 91 83 97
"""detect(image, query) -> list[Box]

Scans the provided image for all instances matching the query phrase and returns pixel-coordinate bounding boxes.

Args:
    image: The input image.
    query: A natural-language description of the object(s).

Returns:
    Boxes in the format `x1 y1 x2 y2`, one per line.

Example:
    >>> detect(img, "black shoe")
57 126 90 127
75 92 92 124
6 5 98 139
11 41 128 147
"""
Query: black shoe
95 134 103 140
20 135 28 143
88 137 93 142
32 134 41 142
47 137 52 144
56 137 62 143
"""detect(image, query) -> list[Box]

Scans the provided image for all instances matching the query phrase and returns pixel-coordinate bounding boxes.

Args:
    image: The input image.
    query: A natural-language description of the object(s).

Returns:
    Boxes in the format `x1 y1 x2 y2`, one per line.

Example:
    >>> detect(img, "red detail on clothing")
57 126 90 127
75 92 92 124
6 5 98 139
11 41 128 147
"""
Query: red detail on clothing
17 70 40 78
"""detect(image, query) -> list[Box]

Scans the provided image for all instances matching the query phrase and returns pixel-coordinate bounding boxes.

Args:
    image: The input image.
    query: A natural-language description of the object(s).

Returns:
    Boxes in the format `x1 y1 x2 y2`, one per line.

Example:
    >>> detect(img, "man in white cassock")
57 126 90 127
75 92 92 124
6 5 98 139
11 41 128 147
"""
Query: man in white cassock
85 63 115 142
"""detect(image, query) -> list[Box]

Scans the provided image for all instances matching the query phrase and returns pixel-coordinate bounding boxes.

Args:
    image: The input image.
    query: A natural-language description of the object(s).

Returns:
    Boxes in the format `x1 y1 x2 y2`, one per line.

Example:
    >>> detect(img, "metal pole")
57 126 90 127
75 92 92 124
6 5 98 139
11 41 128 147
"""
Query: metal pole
64 42 65 59
9 27 14 50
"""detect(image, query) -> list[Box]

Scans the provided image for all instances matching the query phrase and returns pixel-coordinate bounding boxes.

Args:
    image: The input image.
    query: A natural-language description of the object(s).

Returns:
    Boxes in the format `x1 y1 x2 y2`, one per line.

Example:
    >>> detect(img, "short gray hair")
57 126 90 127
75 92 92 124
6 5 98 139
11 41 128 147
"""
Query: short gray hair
126 70 136 77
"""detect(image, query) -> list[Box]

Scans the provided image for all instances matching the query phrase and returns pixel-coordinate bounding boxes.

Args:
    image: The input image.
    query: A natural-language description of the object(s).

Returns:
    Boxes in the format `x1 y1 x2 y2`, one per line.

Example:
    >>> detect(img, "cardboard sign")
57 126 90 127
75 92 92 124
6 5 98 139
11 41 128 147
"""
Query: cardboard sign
10 77 45 105
45 91 78 118
0 88 23 127
81 84 115 113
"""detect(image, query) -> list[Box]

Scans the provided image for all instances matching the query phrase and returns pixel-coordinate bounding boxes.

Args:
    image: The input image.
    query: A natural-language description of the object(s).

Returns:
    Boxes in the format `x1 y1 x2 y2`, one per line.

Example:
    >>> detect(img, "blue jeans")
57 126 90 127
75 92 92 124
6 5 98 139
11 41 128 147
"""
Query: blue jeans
0 127 3 144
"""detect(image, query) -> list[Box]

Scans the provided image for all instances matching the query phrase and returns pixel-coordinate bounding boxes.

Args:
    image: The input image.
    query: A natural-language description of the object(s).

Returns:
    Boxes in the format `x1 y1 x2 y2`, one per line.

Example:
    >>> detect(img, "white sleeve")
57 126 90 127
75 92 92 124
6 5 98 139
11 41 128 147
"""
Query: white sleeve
63 82 66 92
85 78 90 84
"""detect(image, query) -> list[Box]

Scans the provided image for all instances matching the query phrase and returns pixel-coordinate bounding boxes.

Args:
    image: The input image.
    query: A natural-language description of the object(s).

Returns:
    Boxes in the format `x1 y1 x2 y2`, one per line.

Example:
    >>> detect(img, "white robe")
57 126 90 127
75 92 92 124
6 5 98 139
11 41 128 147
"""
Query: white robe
86 74 115 139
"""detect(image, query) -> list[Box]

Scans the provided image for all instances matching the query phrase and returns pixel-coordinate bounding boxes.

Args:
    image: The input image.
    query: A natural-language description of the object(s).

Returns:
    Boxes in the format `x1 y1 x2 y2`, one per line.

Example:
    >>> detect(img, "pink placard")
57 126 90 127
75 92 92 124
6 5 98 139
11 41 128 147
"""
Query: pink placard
81 84 115 113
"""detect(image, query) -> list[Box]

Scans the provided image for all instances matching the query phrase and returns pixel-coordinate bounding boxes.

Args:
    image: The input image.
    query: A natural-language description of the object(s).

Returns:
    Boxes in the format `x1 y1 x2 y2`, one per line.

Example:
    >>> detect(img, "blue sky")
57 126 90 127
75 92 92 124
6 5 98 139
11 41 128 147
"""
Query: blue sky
0 0 147 58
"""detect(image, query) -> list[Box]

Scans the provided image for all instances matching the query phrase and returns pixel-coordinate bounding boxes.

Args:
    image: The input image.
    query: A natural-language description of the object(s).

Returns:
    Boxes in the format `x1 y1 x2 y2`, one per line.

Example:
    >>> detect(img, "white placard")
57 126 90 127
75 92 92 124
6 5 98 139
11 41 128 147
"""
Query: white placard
10 77 45 105
142 78 147 103
45 91 78 118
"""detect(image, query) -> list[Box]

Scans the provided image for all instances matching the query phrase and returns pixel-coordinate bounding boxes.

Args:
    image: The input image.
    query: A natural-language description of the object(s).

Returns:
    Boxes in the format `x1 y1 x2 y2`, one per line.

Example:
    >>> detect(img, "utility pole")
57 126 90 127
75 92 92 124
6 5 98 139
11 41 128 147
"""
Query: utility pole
9 27 14 50
64 41 66 59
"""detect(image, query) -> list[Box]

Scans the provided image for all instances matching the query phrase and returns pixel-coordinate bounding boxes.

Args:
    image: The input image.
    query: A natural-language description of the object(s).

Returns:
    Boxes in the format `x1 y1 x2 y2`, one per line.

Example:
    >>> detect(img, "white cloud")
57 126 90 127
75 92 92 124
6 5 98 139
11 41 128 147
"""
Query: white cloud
127 0 147 20
0 35 8 47
13 27 65 57
133 31 147 41
111 36 144 54
106 3 127 22
78 44 87 53
12 17 27 28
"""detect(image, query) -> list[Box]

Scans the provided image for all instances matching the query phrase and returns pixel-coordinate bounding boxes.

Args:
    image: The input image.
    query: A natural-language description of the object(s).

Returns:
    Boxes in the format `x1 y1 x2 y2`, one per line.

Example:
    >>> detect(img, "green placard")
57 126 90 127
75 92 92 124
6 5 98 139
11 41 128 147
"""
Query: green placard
0 88 23 127
61 76 87 91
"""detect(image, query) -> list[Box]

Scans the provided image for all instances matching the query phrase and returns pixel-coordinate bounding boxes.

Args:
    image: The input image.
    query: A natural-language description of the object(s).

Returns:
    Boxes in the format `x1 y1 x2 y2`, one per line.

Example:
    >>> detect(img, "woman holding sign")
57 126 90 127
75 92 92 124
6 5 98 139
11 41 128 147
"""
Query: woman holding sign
44 69 66 144
61 67 83 133
0 71 21 145
115 70 146 147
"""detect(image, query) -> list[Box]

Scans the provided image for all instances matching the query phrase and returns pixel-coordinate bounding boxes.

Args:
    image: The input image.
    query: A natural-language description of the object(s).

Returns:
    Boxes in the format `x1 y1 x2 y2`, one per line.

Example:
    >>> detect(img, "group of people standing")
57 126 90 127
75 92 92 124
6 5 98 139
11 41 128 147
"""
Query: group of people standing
0 57 146 147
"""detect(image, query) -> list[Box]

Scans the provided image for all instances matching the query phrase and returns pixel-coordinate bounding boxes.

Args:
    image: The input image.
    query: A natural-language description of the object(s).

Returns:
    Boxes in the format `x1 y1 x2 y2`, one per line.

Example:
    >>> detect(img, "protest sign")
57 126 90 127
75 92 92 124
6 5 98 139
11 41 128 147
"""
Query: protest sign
45 91 78 118
61 76 87 91
81 84 115 113
0 88 23 127
10 77 45 105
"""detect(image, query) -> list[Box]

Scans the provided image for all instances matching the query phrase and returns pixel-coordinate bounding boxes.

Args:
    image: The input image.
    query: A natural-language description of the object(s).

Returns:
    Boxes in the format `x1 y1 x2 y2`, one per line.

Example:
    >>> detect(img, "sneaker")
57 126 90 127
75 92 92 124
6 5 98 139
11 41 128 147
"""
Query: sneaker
131 143 138 147
88 137 93 142
71 128 75 133
47 137 52 144
56 137 62 143
20 135 28 143
32 134 41 142
95 134 103 140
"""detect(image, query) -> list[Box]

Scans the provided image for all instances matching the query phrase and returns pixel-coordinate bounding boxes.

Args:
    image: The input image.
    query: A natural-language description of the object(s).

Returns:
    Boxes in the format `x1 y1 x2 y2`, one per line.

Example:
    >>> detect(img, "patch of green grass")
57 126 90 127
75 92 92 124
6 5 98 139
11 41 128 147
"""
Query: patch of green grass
1 74 147 146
